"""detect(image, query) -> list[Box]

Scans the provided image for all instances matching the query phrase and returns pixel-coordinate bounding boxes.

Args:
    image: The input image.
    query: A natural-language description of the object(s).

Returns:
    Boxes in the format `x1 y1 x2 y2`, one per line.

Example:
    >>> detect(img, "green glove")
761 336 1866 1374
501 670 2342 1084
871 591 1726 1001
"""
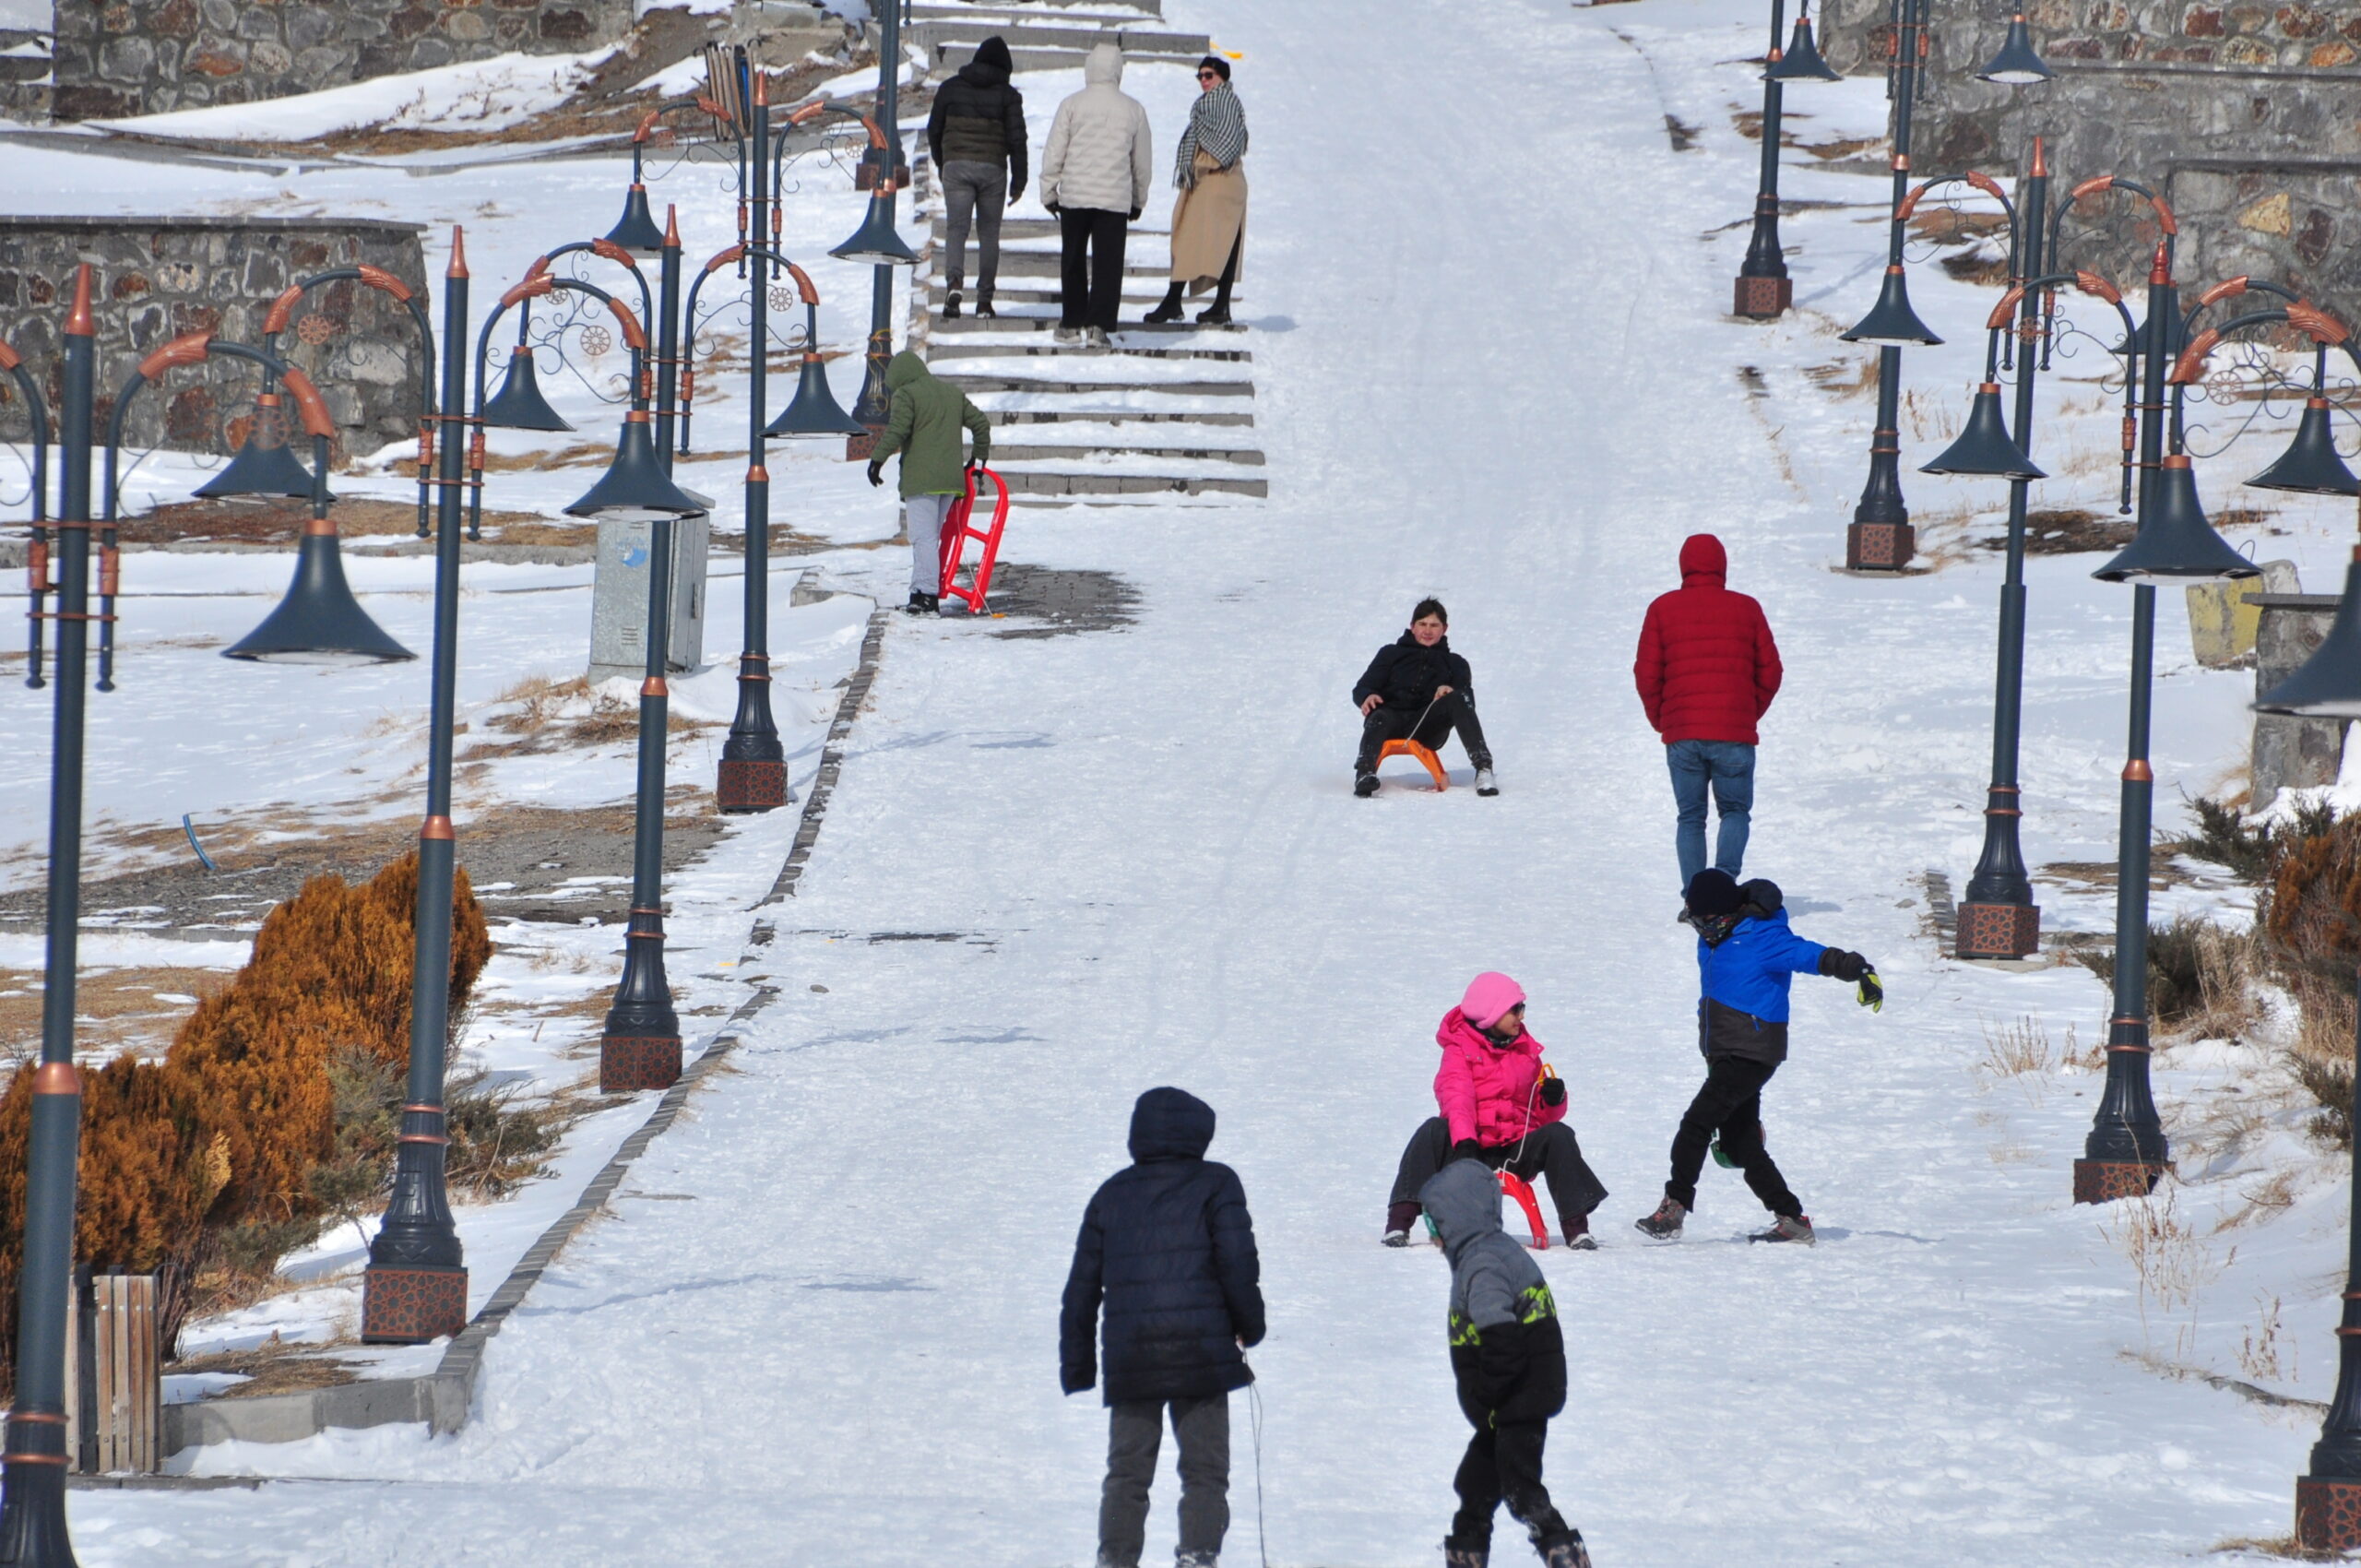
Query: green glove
1711 1136 1738 1170
1857 970 1884 1012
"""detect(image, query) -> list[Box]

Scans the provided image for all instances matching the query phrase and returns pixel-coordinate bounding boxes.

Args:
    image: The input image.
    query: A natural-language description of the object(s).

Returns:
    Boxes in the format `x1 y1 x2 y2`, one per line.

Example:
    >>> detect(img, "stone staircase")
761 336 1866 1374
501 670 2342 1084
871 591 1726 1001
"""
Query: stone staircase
907 1 1209 76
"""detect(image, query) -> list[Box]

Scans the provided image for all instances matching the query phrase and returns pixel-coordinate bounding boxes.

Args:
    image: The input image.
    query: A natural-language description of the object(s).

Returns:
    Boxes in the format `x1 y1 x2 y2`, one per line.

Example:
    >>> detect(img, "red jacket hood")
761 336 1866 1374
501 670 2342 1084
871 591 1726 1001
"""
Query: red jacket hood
1679 533 1727 586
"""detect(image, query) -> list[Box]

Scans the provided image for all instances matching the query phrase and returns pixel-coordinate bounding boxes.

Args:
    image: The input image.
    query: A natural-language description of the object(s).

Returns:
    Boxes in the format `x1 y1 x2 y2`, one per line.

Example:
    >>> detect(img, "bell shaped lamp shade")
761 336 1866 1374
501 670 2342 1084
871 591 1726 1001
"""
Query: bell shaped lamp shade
1842 266 1944 346
829 194 921 267
1766 12 1843 81
1976 15 2054 83
765 353 869 439
481 345 575 433
565 410 706 520
196 395 318 499
223 518 414 664
2248 398 2361 496
2094 455 2262 581
604 183 668 255
1921 383 2046 479
2256 553 2361 716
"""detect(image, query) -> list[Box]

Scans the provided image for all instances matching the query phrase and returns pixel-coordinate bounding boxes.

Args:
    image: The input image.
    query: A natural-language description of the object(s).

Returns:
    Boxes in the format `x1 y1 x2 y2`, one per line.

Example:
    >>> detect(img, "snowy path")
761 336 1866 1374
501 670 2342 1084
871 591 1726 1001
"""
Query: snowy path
65 0 2332 1562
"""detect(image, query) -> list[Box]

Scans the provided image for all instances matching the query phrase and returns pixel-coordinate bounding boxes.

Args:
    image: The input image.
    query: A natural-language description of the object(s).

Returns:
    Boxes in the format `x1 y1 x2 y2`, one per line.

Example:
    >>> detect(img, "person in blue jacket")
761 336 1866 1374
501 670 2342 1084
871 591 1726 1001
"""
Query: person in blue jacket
1634 869 1881 1246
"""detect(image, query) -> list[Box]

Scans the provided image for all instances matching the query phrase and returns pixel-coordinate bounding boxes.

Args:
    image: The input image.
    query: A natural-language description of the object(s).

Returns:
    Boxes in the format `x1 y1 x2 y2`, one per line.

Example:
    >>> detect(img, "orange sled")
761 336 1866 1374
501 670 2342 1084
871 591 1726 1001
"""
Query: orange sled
937 464 1010 613
1375 739 1446 791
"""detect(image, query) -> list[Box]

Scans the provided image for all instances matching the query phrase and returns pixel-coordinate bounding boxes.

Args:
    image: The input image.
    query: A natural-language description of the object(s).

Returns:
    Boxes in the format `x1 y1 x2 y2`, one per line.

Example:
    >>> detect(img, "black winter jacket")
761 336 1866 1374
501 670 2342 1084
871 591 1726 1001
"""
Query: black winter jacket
1061 1087 1265 1406
1353 632 1474 714
927 45 1028 190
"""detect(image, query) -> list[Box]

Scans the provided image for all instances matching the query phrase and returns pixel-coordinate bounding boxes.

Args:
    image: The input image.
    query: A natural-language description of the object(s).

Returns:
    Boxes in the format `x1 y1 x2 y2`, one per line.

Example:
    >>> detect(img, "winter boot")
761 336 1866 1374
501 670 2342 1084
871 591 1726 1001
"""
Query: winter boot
1633 1195 1687 1240
902 590 940 616
976 291 995 318
1054 325 1082 344
1442 1537 1489 1568
1383 1199 1421 1247
1475 766 1500 797
1750 1213 1816 1245
1562 1213 1597 1252
1354 768 1380 798
1537 1531 1592 1568
1086 325 1112 350
1195 302 1232 326
1144 283 1186 324
1176 1553 1218 1568
943 291 962 320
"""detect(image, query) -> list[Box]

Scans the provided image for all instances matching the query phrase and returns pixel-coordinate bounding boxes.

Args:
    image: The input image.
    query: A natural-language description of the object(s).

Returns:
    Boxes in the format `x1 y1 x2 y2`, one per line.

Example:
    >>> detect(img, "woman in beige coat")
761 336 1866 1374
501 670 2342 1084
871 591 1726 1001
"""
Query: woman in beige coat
1145 57 1247 327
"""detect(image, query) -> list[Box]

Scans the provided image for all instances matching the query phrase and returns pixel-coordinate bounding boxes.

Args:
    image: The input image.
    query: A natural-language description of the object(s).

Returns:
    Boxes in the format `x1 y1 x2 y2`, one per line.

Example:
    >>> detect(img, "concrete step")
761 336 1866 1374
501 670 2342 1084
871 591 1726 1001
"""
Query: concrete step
941 372 1253 396
931 315 1244 335
910 19 1207 53
949 252 1200 280
986 407 1256 426
932 42 1200 73
996 442 1264 464
909 0 1160 16
994 469 1267 498
923 217 1169 243
924 339 1252 363
924 282 1231 308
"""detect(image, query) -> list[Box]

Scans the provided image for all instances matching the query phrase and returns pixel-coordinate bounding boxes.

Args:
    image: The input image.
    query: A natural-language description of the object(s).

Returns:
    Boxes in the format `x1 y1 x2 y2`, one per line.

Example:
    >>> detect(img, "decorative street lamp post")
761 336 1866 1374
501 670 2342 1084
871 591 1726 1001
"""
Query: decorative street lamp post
360 227 477 1343
848 0 904 450
2070 186 2261 1205
1735 0 1841 320
1838 0 2050 570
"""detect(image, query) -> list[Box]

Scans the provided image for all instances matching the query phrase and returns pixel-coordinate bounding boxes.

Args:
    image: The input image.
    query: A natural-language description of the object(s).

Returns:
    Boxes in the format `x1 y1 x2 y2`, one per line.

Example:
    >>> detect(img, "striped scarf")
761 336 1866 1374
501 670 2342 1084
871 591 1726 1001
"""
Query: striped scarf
1174 83 1247 187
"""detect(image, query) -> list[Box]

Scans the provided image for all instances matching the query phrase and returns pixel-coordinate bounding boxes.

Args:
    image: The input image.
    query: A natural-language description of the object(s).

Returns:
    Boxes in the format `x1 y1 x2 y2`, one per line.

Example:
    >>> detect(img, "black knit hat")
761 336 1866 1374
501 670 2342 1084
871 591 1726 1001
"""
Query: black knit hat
1684 868 1742 920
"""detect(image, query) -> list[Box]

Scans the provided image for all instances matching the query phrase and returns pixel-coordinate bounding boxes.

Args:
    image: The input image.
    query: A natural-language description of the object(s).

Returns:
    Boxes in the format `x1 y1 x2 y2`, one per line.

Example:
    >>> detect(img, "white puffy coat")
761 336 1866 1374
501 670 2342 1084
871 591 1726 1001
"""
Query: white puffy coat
1039 44 1153 216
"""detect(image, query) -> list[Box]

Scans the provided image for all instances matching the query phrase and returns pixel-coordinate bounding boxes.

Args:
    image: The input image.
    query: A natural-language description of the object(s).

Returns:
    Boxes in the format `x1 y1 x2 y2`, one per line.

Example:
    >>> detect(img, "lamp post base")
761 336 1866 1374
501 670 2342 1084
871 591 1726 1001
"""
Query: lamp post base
0 1454 75 1565
1957 900 2040 960
846 427 881 463
2071 1158 2165 1206
1733 274 1792 319
1846 521 1915 572
601 1035 682 1093
361 1263 468 1344
717 757 788 814
2298 1477 2361 1550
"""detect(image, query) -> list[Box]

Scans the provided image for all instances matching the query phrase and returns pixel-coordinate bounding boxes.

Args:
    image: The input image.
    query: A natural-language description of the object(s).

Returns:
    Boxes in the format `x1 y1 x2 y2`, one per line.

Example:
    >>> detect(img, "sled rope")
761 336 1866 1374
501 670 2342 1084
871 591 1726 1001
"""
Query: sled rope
1248 1373 1269 1568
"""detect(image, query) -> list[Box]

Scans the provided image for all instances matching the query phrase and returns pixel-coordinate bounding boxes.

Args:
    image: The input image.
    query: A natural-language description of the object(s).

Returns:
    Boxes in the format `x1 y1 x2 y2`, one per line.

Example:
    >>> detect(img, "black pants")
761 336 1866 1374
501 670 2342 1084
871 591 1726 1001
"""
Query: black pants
1665 1054 1799 1218
1357 692 1492 771
1100 1394 1228 1568
1452 1418 1567 1548
1059 207 1128 329
1391 1118 1607 1238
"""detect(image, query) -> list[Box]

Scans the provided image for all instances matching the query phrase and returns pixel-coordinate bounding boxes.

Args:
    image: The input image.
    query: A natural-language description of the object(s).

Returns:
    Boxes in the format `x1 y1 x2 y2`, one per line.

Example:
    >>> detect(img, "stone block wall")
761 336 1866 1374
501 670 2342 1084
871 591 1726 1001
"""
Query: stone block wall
1815 0 2361 309
0 218 428 464
47 0 635 120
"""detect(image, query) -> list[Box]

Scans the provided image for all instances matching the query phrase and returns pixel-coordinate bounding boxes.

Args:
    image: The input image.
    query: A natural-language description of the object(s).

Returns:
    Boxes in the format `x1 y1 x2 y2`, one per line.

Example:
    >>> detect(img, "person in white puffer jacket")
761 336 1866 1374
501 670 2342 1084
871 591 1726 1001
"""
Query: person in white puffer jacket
1039 42 1152 345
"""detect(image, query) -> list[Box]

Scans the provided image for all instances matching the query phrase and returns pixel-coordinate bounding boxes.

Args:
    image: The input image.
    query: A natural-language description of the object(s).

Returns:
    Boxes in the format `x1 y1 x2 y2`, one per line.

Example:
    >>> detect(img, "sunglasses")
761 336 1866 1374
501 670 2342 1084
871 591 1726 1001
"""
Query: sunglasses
1197 70 1222 79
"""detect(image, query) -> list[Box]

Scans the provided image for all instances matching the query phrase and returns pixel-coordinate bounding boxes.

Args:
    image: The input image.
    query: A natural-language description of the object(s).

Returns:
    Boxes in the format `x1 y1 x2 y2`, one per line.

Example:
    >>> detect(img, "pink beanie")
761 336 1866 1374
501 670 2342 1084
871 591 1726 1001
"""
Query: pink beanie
1459 971 1526 1030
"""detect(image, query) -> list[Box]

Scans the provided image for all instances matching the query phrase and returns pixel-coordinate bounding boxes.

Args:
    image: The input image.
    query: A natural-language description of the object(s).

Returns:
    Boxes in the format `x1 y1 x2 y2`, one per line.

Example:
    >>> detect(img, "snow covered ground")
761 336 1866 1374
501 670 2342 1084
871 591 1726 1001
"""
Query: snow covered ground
18 0 2361 1561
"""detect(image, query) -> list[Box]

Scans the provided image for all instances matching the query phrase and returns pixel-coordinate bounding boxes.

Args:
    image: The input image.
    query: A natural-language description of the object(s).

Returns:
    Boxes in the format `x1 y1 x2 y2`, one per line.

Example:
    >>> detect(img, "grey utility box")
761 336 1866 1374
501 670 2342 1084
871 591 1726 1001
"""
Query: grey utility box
588 514 708 683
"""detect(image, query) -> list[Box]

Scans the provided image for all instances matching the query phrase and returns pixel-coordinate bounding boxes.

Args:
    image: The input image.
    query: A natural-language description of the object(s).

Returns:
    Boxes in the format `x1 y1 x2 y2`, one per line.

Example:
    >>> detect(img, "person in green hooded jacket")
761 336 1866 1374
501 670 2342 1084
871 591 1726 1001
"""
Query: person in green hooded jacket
867 350 992 614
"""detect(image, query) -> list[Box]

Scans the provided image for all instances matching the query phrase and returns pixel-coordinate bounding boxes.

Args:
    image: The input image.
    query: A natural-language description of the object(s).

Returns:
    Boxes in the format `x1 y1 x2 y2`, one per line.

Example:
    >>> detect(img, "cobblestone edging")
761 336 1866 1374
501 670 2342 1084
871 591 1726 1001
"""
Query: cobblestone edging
157 604 889 1460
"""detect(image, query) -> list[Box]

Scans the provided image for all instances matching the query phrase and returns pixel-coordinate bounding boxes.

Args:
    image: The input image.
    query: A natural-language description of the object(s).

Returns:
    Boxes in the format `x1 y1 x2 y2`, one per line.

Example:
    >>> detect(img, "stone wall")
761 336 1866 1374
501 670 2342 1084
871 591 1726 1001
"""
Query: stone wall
0 218 428 464
1816 0 2361 308
47 0 635 120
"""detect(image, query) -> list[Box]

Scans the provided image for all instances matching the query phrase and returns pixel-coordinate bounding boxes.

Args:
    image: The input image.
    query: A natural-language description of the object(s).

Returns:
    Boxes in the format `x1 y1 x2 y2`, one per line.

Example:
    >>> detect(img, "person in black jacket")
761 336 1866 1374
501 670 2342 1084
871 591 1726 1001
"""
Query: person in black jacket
1062 1087 1264 1568
1353 598 1498 798
1421 1158 1591 1568
926 35 1027 319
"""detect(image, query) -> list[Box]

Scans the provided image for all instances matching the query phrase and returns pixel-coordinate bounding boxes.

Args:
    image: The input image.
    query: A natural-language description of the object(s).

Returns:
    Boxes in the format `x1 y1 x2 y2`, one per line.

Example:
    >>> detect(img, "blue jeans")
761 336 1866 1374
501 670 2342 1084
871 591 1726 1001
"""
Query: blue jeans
1667 740 1755 892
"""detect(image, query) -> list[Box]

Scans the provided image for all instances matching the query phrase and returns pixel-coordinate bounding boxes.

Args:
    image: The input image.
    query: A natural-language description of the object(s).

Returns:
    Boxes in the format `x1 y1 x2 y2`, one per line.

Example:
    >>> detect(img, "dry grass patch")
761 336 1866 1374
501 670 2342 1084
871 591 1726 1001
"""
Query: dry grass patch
0 966 237 1062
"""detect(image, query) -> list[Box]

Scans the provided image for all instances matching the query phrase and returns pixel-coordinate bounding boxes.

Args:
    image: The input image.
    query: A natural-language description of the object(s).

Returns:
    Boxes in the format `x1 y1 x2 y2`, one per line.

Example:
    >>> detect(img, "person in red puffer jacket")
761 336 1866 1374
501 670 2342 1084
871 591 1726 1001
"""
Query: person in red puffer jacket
1383 973 1608 1252
1633 533 1783 897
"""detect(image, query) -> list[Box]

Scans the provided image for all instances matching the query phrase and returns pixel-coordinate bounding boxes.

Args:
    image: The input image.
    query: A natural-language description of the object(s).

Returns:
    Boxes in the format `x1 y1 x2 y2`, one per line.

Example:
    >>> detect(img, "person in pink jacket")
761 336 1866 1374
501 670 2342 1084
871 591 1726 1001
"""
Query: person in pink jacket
1384 973 1608 1251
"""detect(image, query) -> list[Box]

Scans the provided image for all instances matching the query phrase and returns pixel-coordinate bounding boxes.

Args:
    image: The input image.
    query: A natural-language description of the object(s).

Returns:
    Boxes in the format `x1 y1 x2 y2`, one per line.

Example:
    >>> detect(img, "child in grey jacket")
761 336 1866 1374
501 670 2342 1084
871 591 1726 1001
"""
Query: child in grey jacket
1419 1158 1593 1568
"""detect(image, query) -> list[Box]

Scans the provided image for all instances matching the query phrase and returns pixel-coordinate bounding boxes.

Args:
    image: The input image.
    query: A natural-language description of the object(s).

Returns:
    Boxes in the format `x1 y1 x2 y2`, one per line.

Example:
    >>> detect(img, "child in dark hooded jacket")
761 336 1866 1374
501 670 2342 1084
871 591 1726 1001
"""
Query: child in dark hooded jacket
1634 869 1881 1246
1418 1158 1592 1568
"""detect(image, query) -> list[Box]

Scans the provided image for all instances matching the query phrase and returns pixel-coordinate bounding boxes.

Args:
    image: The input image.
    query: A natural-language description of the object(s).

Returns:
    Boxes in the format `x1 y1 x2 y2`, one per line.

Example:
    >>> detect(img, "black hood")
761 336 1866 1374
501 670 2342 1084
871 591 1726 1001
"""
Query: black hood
961 36 1013 86
1129 1087 1216 1162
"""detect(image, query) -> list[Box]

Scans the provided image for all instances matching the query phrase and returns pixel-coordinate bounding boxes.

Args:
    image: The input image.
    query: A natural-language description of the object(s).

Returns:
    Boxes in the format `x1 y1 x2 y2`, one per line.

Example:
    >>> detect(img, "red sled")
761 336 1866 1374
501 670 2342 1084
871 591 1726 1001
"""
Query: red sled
937 464 1010 613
